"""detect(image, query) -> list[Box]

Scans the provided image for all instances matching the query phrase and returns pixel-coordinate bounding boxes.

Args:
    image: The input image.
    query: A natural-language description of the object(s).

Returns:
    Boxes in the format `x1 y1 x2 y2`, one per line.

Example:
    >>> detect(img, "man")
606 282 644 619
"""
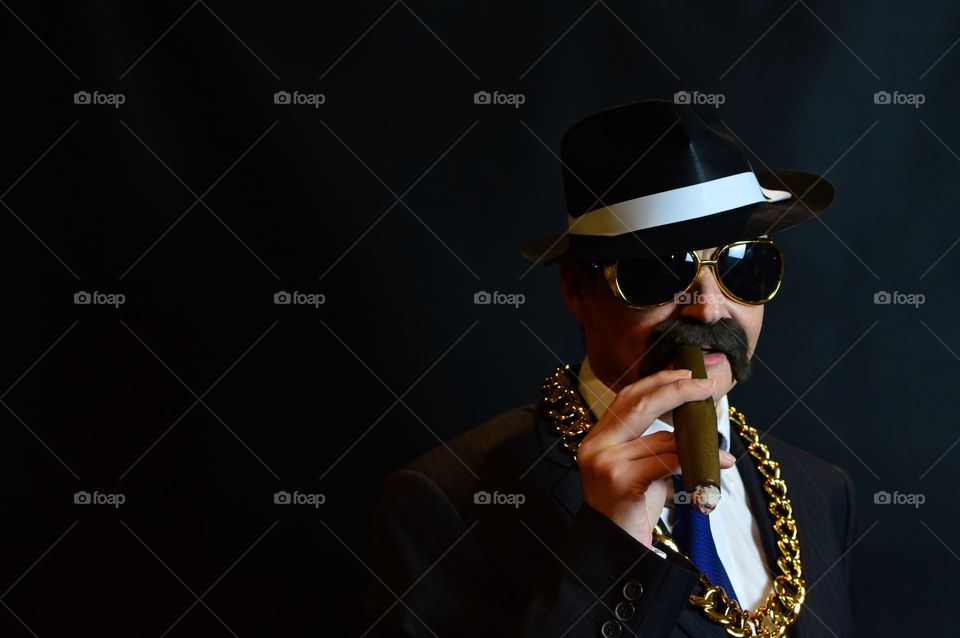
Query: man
365 100 856 637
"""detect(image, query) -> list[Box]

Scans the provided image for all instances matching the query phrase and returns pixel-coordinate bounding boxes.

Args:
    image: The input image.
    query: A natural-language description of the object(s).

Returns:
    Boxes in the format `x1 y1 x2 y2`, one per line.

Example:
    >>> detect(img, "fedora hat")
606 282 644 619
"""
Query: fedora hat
520 99 835 265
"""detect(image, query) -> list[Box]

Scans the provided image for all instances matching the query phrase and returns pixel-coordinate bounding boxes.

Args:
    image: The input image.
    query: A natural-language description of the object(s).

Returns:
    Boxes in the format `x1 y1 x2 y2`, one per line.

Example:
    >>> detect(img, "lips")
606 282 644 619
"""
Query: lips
702 350 727 367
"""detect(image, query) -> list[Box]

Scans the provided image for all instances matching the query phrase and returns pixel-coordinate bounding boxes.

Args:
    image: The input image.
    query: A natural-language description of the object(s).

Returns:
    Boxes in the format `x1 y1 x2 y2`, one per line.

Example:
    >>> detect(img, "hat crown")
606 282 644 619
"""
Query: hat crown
560 100 753 218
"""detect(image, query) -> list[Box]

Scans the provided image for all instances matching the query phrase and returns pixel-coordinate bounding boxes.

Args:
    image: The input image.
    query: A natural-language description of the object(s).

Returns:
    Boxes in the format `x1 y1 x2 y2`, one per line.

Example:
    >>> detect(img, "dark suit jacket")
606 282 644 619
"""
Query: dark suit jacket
364 384 857 637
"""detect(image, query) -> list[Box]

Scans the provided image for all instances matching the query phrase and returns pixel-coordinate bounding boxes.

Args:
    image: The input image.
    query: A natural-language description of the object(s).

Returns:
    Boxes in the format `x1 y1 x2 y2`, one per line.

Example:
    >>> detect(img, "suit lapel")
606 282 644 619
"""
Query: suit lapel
535 362 586 517
533 400 583 517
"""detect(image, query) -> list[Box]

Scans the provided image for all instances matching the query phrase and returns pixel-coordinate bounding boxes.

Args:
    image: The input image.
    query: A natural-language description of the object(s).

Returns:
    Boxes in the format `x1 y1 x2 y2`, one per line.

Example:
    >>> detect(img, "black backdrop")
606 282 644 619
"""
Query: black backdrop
2 1 958 635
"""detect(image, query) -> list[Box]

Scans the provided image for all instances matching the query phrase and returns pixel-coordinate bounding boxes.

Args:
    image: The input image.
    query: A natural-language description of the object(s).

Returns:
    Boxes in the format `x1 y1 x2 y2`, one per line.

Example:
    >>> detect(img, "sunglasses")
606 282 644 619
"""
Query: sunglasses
593 238 784 309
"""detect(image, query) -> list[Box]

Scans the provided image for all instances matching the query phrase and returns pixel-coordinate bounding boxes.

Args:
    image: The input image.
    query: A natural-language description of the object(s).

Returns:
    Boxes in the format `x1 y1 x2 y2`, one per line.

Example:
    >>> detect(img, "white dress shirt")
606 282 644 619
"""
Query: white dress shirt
576 356 773 610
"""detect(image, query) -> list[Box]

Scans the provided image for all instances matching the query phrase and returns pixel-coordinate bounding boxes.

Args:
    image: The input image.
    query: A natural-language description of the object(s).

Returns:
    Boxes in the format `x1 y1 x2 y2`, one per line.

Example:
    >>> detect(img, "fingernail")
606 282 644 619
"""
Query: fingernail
694 378 715 388
721 451 735 463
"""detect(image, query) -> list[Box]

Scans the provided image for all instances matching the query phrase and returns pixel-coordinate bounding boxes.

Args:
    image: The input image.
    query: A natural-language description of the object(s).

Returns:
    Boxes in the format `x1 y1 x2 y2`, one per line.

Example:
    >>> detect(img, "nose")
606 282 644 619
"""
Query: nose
679 262 726 324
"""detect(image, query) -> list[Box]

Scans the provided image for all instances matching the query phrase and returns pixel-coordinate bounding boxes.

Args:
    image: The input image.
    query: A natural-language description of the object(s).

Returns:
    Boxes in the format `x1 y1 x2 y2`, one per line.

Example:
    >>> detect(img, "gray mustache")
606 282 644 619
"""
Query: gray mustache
644 317 753 383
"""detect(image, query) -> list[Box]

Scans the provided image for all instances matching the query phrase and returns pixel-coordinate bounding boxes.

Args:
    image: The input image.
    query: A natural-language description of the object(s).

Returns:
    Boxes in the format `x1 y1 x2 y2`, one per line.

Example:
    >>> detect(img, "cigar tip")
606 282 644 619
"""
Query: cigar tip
693 484 721 515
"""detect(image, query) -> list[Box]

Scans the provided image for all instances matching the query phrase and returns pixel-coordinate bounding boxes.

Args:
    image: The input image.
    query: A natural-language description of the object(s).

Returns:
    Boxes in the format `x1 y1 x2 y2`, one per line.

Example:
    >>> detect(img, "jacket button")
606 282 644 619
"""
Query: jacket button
614 601 636 622
601 620 622 637
622 580 643 601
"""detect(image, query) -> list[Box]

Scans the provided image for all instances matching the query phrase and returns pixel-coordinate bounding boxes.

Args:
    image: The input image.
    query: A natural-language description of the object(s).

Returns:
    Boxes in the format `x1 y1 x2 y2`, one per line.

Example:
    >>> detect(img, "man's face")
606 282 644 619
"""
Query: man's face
560 245 765 404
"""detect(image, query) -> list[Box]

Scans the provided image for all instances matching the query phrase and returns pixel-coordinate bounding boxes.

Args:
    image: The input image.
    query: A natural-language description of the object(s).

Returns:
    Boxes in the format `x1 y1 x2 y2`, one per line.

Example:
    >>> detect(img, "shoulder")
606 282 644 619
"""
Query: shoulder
762 432 855 500
750 432 858 627
759 432 857 547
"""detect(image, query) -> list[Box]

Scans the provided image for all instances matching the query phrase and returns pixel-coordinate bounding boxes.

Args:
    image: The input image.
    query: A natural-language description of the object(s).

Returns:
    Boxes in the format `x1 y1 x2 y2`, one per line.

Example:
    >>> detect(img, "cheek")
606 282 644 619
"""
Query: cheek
737 306 764 352
589 293 671 346
612 306 677 362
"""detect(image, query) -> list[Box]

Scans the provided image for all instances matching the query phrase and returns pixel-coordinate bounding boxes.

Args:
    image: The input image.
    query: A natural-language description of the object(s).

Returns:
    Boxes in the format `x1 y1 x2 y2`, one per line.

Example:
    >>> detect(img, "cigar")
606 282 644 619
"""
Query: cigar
672 344 721 514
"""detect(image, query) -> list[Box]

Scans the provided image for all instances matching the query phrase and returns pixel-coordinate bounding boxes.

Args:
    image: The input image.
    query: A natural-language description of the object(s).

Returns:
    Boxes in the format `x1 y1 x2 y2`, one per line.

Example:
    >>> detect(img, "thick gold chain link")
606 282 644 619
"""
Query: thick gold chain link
541 365 805 637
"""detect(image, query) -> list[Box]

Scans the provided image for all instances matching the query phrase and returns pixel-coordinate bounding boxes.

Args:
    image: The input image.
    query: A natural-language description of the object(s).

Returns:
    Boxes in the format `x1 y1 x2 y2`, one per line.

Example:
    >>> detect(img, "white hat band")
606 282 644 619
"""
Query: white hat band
567 171 792 237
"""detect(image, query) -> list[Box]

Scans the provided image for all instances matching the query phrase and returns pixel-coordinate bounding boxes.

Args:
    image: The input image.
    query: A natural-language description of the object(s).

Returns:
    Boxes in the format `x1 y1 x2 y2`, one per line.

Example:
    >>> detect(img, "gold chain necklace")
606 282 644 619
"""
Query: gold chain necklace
541 364 805 637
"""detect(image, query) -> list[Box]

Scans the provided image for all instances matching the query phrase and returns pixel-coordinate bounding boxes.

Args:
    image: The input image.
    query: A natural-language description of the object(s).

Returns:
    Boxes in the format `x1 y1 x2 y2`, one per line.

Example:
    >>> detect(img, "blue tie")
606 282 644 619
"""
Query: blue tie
670 473 739 603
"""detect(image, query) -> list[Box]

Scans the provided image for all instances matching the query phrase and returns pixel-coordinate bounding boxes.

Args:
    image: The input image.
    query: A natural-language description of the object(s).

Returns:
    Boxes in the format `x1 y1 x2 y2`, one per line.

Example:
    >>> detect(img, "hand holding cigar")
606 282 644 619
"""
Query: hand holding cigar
575 362 734 547
672 344 722 514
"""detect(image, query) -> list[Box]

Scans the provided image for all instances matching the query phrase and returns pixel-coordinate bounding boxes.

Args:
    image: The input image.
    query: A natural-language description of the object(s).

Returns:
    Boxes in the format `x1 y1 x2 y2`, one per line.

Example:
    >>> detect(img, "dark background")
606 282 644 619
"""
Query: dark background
1 1 957 635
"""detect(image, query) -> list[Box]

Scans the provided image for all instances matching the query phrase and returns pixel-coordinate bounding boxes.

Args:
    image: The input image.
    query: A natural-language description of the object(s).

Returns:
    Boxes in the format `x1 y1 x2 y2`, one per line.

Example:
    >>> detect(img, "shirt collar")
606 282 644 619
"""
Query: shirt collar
576 355 731 452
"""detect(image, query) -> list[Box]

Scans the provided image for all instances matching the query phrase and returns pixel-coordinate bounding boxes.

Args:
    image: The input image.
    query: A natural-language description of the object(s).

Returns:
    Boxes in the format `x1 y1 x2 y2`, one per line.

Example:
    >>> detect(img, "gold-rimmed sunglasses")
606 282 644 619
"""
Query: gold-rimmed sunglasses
591 238 784 309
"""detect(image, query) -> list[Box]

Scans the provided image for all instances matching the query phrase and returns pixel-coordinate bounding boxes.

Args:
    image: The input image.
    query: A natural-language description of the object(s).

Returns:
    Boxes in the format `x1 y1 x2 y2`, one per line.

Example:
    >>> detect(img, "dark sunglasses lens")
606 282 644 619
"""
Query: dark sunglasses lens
615 252 699 306
716 242 783 302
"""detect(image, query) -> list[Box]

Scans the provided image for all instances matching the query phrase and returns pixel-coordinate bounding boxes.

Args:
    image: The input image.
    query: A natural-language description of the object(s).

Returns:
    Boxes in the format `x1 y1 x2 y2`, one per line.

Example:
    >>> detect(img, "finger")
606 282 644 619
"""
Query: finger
597 430 676 463
611 367 694 404
669 450 738 472
631 453 682 485
638 449 736 482
612 434 737 466
587 376 717 449
720 449 736 468
631 447 732 483
582 369 691 443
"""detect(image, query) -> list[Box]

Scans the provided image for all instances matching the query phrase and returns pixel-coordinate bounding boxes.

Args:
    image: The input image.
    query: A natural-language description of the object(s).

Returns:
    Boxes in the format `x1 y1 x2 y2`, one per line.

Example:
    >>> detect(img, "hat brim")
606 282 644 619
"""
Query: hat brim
519 169 834 266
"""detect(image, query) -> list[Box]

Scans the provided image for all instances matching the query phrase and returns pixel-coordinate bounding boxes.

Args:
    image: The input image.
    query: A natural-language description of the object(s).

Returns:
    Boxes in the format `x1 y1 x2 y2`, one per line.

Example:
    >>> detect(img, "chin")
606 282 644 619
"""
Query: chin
706 363 733 394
